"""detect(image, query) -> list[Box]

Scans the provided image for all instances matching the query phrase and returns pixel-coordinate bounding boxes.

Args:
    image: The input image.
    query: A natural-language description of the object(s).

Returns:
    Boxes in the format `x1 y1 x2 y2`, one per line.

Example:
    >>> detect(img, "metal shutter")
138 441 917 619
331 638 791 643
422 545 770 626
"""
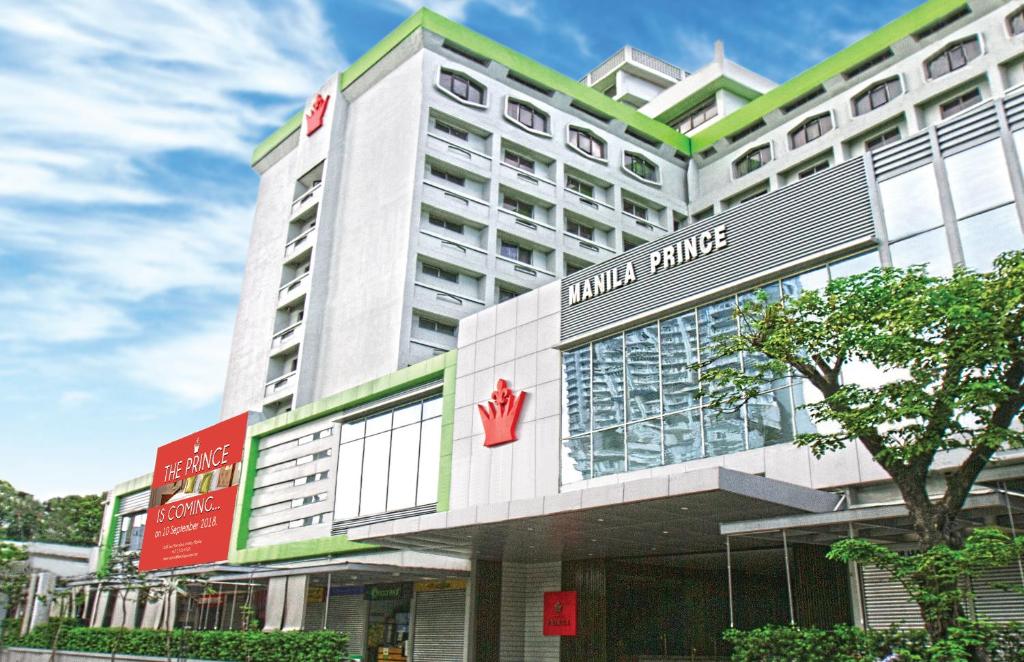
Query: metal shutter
326 594 367 658
118 490 149 514
859 564 924 630
971 566 1024 622
412 589 466 662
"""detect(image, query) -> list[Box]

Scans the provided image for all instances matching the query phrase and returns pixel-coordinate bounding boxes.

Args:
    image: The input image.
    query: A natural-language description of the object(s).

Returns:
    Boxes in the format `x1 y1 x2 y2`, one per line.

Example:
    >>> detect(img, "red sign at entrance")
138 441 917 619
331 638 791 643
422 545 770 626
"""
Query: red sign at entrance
138 413 247 572
543 591 577 636
478 379 527 447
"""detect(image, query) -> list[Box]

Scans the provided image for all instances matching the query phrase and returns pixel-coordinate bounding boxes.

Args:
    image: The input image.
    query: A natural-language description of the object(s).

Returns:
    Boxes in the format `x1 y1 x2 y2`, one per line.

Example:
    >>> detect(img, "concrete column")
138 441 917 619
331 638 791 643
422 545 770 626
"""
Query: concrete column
141 594 162 629
283 575 309 631
90 589 110 627
263 577 287 631
20 572 39 635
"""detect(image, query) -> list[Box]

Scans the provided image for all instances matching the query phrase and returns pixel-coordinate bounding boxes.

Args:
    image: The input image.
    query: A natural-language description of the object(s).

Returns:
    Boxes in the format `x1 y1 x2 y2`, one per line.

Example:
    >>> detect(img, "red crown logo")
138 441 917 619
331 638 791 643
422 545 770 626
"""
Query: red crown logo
306 94 330 136
478 379 527 447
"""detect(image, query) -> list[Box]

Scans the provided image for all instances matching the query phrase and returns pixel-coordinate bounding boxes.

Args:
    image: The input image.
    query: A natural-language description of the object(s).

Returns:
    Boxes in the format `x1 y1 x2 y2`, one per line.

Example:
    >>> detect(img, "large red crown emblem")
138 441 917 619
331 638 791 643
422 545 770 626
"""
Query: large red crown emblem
478 379 527 447
306 94 330 136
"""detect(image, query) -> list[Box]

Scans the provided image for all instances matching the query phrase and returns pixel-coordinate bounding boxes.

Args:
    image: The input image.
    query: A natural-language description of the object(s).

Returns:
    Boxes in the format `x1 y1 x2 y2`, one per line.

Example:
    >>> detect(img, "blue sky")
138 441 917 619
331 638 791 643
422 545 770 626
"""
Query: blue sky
0 0 921 499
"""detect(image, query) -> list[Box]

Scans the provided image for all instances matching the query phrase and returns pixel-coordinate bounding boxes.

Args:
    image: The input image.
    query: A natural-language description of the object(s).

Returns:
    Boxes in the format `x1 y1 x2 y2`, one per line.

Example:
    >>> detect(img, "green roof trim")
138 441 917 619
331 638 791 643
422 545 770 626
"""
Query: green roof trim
653 76 763 125
230 351 457 563
689 0 967 152
250 7 692 166
96 476 152 576
250 108 303 166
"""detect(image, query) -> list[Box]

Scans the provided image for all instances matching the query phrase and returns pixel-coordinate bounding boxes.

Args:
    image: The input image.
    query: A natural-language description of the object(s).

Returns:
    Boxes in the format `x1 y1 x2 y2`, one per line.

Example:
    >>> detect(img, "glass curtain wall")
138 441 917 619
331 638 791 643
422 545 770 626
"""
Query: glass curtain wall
560 252 879 485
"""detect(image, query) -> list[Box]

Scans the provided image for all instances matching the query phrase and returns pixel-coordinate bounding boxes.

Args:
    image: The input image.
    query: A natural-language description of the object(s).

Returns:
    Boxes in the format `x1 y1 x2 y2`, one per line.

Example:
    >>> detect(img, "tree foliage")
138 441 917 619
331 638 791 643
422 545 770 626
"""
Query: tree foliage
0 480 104 546
0 481 43 542
698 251 1024 638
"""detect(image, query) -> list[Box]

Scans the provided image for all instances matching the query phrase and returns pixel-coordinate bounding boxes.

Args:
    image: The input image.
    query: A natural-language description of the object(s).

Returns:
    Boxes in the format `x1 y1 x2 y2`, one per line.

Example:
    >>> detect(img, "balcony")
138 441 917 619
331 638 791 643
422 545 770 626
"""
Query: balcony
412 282 486 320
291 181 322 217
284 226 317 259
563 234 616 263
416 231 488 273
498 163 557 199
579 46 684 88
269 321 303 355
426 133 492 176
278 272 310 307
421 181 489 222
496 209 557 248
264 371 297 400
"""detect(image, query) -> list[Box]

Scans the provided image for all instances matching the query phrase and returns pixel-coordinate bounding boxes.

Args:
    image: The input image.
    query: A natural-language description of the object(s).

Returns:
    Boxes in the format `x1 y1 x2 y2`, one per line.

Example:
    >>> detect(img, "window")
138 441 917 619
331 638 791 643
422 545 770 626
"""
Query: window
912 6 971 40
418 317 457 336
559 252 880 484
566 175 594 198
502 196 534 218
797 161 829 179
790 113 833 148
623 152 659 183
422 263 458 283
623 236 642 251
622 199 648 221
438 69 485 105
566 219 595 241
433 120 468 141
1010 8 1024 36
939 88 982 119
842 48 894 79
925 37 981 79
780 86 826 114
727 119 766 143
674 98 717 133
118 511 147 551
852 78 902 115
429 165 465 187
503 150 535 173
427 215 463 234
498 287 520 302
739 186 769 204
865 127 901 151
567 127 606 160
733 144 771 177
500 239 532 264
334 396 443 519
505 98 549 134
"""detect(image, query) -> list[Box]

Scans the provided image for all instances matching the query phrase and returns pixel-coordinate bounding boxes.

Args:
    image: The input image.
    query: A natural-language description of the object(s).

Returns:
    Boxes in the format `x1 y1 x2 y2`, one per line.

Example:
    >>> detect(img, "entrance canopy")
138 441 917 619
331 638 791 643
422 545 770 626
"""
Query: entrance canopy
349 467 842 561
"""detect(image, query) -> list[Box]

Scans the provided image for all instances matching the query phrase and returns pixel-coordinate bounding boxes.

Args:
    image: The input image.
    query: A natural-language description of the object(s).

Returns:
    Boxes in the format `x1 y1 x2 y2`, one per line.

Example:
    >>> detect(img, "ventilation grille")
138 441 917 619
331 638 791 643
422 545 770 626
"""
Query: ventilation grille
331 503 436 535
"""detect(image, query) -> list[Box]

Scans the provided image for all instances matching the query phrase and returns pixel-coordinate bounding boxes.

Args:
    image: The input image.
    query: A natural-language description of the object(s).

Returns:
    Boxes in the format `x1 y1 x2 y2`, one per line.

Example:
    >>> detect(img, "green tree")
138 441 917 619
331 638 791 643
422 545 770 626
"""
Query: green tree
0 481 42 542
0 541 29 634
37 495 105 546
698 252 1024 640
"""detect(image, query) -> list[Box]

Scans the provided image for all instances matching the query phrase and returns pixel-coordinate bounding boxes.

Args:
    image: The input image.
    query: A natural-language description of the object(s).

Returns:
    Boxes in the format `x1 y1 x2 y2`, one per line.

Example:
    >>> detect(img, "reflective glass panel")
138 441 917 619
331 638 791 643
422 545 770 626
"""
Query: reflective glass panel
890 227 952 276
791 379 821 436
746 387 794 448
423 396 443 420
739 284 786 390
663 409 702 464
365 411 392 436
626 325 661 421
592 336 625 429
782 267 828 297
341 420 365 442
562 435 591 483
334 440 363 519
386 423 419 511
703 406 745 457
829 251 880 279
698 298 740 399
627 419 663 471
960 205 1024 272
359 432 390 515
593 426 625 477
878 165 943 240
945 141 1014 219
392 402 421 428
660 313 700 413
562 347 592 436
417 417 442 505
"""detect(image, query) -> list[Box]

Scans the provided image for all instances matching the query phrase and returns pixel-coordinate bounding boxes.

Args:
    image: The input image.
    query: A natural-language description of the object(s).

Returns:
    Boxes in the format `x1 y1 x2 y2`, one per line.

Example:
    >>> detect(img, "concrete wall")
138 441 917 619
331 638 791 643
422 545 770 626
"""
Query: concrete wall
498 561 561 662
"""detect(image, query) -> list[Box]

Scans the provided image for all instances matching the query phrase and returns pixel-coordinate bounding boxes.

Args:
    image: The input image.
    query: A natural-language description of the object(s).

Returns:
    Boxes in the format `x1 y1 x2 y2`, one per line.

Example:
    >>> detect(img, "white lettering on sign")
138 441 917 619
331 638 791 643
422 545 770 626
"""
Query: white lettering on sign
568 224 728 306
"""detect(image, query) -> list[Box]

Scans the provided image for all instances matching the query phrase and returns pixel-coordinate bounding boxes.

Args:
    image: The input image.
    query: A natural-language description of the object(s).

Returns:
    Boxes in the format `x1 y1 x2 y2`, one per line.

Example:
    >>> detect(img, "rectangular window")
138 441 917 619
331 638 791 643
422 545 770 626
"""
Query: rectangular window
334 396 444 521
939 88 982 119
1011 9 1024 36
422 263 459 283
926 37 981 79
434 120 468 141
566 219 595 240
733 145 771 177
566 175 595 198
418 317 457 336
500 240 532 264
503 150 535 173
427 215 464 234
568 127 606 159
506 99 549 133
498 287 519 303
623 199 648 220
674 98 717 133
502 196 534 218
865 127 901 151
429 165 465 187
623 153 659 183
797 161 829 179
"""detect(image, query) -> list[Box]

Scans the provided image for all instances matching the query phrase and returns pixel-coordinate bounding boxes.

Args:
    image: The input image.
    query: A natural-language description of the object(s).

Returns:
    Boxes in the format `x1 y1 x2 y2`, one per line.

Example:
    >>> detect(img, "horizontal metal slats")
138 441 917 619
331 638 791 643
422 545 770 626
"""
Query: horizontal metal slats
561 157 875 340
412 588 466 662
935 102 1000 157
118 490 149 514
871 132 932 181
1004 87 1024 132
332 503 436 535
860 564 924 630
972 566 1024 622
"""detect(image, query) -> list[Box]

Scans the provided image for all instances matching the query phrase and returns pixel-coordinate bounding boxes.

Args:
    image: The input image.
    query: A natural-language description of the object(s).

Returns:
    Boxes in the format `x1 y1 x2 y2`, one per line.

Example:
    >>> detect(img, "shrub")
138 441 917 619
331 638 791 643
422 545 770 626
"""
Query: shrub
724 622 1024 662
4 624 347 662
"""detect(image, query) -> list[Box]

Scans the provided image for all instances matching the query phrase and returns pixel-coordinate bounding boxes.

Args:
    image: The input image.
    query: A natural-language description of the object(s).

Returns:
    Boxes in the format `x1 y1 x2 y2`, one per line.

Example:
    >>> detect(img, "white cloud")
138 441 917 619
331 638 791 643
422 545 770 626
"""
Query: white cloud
115 315 236 407
379 0 537 23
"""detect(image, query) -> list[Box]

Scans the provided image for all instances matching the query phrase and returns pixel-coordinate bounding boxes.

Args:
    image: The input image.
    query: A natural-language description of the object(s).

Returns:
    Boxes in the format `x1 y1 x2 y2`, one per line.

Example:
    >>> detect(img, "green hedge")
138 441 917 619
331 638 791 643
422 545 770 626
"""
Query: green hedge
724 622 1024 662
3 620 348 662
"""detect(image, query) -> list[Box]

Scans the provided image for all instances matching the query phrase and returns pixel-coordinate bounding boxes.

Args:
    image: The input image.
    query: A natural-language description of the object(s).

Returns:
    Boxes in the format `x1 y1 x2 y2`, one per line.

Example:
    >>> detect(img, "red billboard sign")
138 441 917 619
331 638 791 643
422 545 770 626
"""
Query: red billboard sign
543 591 577 636
138 413 247 571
